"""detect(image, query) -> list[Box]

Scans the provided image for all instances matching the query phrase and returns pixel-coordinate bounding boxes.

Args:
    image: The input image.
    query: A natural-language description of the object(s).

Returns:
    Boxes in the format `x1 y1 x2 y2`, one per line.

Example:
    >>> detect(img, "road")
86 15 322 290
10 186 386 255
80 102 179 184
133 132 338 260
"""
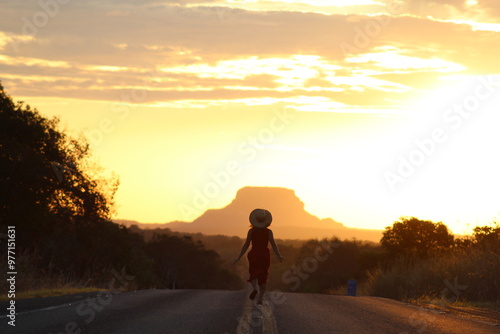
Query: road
1 289 499 334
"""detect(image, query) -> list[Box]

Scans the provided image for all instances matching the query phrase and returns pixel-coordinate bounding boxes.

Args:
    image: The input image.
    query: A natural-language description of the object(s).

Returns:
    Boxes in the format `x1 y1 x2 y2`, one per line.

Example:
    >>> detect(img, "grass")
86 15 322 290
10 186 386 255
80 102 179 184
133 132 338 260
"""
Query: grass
1 250 126 302
364 246 500 304
1 287 103 301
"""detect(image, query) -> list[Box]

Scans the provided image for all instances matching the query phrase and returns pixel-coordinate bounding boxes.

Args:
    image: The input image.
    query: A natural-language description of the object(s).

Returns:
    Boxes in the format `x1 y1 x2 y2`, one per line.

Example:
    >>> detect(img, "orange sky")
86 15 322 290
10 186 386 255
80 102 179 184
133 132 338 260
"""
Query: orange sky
1 0 500 234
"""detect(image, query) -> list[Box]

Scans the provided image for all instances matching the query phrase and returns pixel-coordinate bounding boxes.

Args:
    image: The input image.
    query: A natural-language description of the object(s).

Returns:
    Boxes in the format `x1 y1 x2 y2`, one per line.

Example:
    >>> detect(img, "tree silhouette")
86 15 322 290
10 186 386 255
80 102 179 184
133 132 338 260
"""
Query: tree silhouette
381 217 454 257
472 223 500 248
147 233 242 290
0 83 160 287
0 83 118 249
286 238 384 293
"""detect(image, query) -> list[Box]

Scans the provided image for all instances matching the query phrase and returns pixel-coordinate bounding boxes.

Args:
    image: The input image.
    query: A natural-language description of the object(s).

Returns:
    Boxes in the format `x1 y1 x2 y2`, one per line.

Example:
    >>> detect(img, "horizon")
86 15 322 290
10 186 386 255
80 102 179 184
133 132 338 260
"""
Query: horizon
113 185 490 238
2 1 500 235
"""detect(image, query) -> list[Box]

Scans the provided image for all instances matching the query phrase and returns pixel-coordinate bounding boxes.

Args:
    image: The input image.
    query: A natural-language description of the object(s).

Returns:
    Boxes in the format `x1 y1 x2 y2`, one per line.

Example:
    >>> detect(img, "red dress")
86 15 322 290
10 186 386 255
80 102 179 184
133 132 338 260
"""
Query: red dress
247 227 270 285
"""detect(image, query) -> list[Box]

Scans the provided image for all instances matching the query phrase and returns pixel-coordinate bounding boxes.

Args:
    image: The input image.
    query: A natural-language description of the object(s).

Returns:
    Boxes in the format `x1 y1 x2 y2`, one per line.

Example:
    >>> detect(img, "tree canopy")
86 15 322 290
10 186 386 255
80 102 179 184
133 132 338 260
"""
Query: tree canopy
0 83 118 248
380 217 454 257
472 224 500 246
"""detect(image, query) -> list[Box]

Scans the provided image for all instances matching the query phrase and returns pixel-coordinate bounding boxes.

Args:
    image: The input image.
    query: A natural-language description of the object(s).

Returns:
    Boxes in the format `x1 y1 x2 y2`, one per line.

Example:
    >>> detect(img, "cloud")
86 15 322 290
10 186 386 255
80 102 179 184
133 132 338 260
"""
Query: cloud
394 0 500 22
0 1 499 113
477 0 500 16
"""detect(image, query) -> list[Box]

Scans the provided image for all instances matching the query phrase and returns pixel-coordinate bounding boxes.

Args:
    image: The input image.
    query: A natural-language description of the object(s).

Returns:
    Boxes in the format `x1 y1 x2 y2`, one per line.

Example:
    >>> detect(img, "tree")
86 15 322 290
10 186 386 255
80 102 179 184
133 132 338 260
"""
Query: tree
473 224 500 246
0 83 160 288
381 217 454 257
278 238 384 294
0 83 118 250
147 233 242 290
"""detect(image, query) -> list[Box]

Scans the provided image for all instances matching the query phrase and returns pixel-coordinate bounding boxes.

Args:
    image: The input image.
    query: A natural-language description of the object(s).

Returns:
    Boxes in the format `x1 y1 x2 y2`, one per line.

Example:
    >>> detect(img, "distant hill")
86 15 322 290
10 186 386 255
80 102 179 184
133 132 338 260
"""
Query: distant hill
116 186 383 242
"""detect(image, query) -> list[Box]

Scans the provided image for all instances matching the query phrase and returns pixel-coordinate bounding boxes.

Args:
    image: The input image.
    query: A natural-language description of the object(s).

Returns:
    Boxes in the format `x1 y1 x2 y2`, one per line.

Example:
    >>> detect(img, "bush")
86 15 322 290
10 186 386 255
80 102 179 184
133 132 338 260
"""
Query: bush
365 246 500 303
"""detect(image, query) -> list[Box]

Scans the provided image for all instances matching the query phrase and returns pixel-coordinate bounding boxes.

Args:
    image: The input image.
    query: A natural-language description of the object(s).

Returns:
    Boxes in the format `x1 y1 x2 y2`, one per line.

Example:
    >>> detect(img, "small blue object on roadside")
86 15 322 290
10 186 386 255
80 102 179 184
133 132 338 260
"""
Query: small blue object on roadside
347 279 357 296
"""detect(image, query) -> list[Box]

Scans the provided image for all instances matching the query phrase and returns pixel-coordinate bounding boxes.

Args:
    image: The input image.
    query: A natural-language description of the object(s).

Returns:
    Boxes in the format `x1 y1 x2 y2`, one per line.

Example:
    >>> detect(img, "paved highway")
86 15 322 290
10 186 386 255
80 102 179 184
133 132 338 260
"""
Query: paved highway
1 289 499 333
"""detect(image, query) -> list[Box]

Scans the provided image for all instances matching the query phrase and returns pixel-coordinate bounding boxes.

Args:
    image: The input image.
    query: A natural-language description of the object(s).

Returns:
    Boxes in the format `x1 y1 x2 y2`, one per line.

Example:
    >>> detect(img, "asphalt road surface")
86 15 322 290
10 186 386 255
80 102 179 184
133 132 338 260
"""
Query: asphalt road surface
1 289 499 334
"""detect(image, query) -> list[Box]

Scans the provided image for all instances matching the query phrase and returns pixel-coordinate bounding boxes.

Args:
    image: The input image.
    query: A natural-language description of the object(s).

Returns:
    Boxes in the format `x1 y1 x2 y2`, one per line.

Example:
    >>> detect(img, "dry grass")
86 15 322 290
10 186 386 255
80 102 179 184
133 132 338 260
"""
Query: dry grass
1 250 109 301
363 247 500 311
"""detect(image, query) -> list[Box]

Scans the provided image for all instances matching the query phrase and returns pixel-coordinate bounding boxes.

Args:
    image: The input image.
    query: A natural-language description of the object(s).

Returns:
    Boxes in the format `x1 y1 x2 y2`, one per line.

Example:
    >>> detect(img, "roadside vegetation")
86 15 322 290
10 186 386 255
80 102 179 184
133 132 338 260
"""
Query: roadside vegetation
271 217 499 311
367 218 499 307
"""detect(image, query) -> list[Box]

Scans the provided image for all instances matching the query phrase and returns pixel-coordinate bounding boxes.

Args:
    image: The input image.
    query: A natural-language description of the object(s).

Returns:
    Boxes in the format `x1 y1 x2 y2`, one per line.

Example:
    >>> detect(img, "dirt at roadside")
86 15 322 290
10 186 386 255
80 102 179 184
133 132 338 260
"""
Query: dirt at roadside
445 305 500 325
413 302 500 326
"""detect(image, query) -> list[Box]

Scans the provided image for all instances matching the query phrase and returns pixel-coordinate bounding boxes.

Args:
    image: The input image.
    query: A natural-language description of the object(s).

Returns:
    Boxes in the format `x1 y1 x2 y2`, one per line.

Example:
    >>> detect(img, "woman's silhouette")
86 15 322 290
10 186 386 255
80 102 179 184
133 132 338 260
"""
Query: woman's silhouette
234 208 283 305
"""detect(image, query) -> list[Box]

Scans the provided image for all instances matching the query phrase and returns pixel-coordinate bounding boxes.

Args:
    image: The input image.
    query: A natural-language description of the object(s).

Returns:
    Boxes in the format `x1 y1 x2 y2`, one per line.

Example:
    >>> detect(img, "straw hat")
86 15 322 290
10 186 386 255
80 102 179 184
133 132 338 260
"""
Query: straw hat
249 208 272 228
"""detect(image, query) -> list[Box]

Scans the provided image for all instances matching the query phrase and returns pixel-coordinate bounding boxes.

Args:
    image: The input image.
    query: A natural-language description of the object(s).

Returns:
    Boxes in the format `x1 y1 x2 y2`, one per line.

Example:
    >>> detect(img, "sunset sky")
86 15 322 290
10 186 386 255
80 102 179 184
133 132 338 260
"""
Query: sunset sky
2 0 500 235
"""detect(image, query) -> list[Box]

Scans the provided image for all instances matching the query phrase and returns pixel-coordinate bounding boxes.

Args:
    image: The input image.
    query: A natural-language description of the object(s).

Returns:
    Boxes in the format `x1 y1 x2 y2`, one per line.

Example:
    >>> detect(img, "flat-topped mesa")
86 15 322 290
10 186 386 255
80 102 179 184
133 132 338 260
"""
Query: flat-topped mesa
117 186 384 241
191 186 345 232
231 186 305 213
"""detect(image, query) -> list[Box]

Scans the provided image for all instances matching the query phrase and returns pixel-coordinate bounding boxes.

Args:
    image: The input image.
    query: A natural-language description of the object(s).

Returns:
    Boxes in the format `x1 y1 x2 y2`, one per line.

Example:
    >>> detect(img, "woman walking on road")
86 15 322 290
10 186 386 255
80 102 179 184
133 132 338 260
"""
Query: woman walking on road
234 208 283 305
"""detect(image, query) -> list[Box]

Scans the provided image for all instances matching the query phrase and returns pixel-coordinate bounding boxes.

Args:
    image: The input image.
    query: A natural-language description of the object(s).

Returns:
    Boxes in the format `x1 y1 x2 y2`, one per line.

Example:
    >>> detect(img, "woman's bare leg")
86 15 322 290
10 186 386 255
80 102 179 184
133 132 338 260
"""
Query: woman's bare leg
251 278 258 291
257 284 266 304
248 278 259 300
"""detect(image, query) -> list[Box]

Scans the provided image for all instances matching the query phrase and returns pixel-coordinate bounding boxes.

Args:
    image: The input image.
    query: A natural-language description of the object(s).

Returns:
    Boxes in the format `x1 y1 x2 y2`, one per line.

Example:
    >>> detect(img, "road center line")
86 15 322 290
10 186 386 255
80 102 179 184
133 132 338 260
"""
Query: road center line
235 298 253 334
234 296 279 334
261 300 279 334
